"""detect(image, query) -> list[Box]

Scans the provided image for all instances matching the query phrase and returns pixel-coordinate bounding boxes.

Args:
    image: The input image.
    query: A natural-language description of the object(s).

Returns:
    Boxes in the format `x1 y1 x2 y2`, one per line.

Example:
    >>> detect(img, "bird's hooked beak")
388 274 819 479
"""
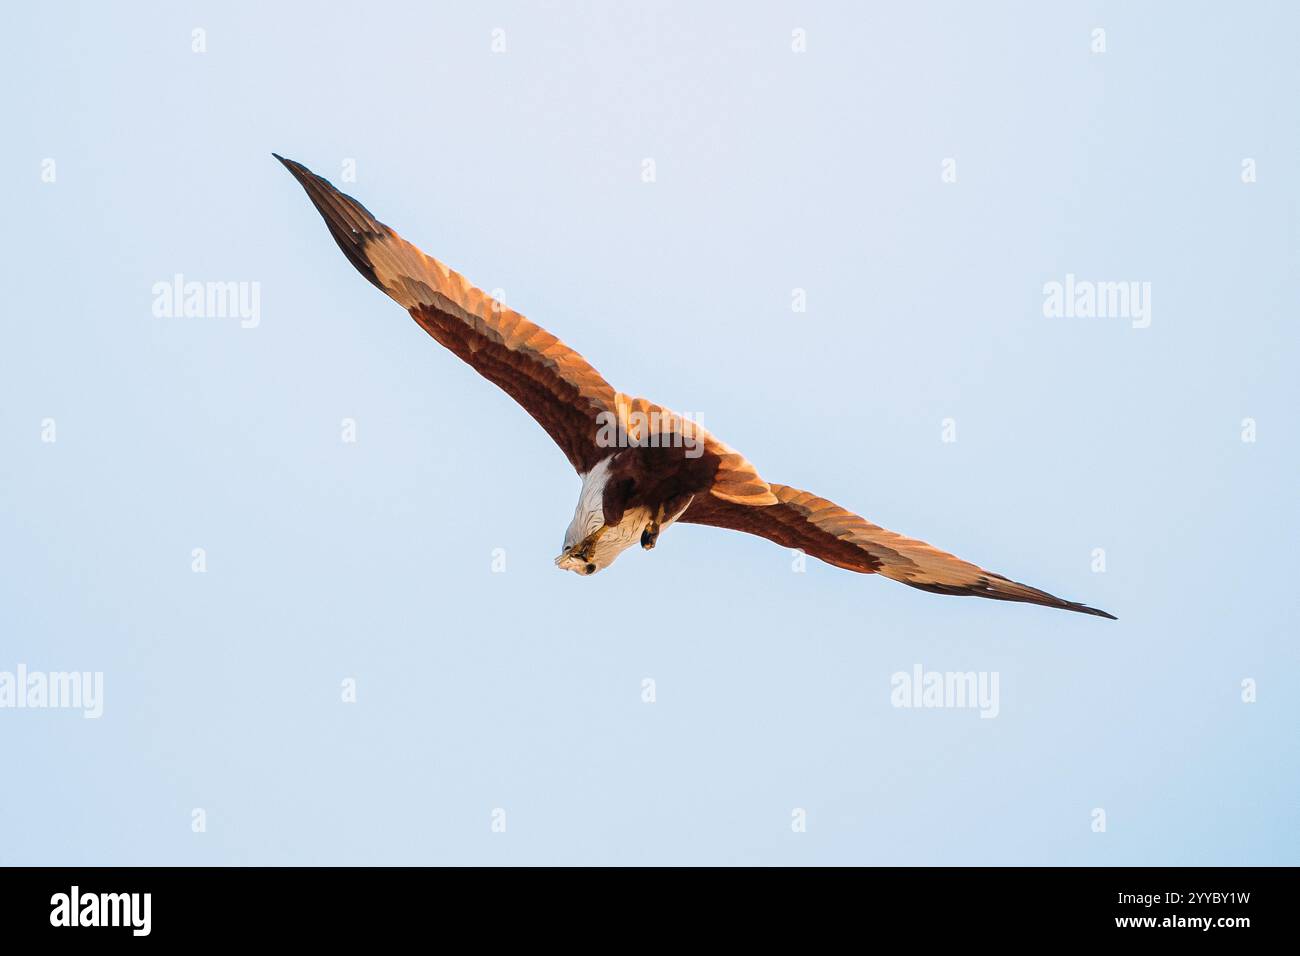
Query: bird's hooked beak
555 524 608 575
555 548 599 576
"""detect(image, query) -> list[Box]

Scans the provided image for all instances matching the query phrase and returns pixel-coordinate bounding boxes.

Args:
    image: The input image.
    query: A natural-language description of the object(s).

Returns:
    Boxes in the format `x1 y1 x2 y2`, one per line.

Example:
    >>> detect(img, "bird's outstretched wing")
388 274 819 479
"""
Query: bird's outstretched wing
682 485 1116 618
275 154 774 504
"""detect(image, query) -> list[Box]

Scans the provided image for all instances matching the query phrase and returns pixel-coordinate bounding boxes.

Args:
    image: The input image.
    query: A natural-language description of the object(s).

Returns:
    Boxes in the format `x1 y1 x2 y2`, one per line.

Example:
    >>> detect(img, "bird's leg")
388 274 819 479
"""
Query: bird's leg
641 507 662 551
642 493 693 551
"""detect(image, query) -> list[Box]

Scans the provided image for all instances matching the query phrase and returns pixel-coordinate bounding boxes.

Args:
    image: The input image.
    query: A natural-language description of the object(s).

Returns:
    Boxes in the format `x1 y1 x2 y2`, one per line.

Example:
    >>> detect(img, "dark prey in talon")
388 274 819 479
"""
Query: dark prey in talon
275 153 1116 619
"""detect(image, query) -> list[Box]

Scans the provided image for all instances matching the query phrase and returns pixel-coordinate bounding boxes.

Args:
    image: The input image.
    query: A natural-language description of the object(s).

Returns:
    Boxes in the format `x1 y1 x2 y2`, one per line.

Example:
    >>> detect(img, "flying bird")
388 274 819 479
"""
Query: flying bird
275 154 1115 619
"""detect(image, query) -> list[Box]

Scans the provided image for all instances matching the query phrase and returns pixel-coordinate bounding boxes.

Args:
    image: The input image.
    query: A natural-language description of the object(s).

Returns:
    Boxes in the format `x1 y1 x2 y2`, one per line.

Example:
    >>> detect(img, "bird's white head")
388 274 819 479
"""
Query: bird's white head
554 457 649 576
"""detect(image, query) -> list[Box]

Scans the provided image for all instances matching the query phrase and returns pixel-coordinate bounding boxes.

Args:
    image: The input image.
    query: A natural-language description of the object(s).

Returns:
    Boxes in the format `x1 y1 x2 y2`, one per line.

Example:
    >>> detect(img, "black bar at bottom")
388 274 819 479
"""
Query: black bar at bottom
0 866 1284 941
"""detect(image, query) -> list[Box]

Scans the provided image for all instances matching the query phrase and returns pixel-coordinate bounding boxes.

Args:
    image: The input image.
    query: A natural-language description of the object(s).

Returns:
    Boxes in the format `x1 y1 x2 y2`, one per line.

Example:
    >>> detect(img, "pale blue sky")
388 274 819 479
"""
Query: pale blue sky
2 1 1296 865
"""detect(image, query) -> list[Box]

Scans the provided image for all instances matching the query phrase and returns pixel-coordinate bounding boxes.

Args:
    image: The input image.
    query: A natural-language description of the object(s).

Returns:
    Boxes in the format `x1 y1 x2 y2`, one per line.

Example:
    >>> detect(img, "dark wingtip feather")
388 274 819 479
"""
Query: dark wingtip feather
273 153 388 292
1063 602 1117 620
903 578 1117 620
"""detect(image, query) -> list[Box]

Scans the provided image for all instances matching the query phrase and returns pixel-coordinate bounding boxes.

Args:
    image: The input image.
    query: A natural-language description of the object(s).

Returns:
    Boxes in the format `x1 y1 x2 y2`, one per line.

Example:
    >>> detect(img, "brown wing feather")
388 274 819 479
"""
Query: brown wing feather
682 485 1116 618
276 154 616 473
275 154 775 500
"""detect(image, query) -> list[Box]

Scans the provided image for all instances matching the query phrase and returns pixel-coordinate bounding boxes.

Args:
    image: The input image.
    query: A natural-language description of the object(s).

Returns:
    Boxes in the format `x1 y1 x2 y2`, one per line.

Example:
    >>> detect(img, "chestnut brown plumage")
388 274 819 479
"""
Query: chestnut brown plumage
275 154 1115 619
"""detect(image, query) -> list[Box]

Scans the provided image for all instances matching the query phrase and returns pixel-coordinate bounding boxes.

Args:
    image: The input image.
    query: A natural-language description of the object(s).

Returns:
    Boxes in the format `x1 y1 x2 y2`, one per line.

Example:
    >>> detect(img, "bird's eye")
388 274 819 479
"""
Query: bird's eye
584 564 596 575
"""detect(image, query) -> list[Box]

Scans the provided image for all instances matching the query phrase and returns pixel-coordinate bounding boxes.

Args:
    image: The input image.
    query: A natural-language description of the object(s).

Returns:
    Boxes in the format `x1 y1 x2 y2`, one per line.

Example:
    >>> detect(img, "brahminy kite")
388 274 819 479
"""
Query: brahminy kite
276 154 1114 619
